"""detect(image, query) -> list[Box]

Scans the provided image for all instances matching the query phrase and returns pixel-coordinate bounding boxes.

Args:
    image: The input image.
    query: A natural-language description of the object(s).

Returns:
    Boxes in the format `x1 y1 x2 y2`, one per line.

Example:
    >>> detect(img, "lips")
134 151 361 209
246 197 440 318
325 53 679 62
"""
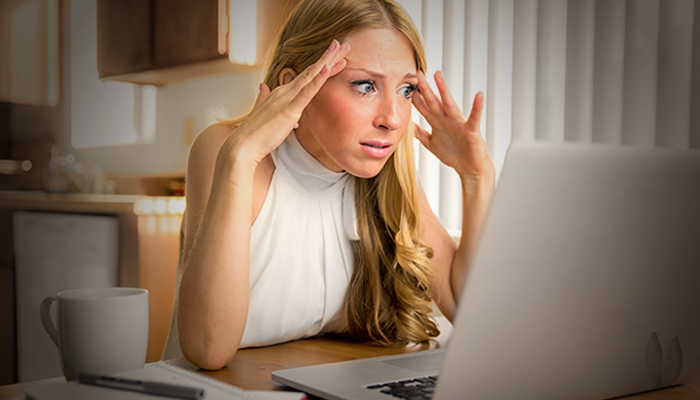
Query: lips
360 140 393 159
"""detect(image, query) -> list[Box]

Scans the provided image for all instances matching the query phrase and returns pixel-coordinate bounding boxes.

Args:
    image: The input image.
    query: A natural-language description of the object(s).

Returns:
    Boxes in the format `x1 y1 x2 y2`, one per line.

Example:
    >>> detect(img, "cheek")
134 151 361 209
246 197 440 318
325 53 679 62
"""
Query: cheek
313 91 371 132
395 102 413 138
325 99 356 127
400 103 412 126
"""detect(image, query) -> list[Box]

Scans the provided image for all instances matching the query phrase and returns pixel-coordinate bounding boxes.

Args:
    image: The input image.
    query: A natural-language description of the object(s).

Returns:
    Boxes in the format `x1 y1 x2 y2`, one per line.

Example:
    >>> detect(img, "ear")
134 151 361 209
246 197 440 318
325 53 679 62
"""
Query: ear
279 68 298 86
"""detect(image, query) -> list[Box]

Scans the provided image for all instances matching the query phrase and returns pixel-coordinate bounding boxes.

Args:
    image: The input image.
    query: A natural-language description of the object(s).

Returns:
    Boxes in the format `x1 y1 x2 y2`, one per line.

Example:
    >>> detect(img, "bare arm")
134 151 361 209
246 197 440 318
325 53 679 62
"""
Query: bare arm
412 71 495 321
177 124 258 371
177 41 350 370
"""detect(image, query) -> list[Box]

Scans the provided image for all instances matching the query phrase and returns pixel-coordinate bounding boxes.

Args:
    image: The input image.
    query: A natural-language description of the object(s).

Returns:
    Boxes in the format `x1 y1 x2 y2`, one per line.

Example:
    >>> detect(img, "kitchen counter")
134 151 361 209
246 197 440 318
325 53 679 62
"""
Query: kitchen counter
0 191 142 214
0 190 183 374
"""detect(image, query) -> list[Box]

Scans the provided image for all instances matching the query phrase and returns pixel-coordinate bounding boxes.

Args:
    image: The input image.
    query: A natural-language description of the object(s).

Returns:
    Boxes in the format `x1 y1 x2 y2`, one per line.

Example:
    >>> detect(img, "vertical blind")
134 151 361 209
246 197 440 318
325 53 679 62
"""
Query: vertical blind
398 0 700 233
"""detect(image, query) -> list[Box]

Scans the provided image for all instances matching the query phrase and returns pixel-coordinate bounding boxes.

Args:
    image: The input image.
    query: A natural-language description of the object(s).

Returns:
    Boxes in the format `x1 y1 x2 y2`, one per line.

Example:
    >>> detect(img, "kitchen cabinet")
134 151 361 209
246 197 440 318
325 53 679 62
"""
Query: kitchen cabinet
0 211 16 385
95 0 153 79
97 0 299 87
0 0 60 106
152 0 222 68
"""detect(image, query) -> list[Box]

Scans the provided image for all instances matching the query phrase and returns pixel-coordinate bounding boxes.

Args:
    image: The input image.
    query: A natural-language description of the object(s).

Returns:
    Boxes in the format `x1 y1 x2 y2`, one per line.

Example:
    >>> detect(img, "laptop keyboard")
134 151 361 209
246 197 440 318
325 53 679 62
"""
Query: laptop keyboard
366 376 438 399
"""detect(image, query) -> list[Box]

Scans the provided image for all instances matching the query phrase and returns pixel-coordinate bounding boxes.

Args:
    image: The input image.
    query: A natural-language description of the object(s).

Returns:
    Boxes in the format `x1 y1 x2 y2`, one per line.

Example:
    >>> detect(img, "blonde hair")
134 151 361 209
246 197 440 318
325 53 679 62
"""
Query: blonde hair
226 0 439 345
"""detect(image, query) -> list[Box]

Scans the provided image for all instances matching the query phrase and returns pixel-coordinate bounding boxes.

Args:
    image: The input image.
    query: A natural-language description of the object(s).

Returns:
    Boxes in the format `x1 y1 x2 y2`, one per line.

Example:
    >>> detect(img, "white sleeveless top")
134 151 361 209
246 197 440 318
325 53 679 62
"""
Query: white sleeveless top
240 132 358 347
161 132 451 360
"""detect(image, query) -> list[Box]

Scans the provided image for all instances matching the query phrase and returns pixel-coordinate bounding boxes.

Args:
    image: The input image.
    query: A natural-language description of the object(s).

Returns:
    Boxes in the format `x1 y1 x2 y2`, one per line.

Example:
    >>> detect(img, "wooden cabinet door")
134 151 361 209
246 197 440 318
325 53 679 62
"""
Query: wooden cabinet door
0 210 15 385
96 0 152 77
153 0 223 68
0 0 60 106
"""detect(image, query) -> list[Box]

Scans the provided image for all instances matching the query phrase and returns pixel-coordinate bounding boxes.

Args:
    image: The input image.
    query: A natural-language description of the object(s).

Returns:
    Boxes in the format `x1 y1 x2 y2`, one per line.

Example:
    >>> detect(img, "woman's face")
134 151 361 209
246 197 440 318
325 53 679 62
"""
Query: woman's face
295 28 418 178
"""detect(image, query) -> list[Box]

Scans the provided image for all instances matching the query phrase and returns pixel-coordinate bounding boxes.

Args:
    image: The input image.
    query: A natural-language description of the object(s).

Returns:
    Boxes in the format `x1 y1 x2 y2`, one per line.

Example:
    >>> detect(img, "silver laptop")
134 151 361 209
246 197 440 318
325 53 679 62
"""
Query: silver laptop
272 141 700 400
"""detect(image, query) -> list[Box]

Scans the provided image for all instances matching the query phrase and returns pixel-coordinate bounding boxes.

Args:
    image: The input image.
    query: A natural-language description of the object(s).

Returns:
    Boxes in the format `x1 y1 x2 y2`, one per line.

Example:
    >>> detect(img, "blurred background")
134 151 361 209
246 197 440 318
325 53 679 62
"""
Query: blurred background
0 0 698 386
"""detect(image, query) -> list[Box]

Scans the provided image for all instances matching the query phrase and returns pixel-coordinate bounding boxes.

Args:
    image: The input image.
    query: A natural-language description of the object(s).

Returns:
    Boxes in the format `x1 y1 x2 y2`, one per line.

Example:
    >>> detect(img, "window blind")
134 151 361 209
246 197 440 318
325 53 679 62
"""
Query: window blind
399 0 699 232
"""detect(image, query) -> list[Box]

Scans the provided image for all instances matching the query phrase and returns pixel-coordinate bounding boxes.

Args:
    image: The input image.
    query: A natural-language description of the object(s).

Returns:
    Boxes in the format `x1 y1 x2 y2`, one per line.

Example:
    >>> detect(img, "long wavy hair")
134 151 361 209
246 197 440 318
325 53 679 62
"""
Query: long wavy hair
224 0 439 345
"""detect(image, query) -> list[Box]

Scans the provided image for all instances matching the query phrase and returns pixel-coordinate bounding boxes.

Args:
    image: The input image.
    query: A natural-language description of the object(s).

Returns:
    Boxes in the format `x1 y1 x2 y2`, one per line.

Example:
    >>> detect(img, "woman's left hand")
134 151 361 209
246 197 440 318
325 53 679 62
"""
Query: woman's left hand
412 70 494 179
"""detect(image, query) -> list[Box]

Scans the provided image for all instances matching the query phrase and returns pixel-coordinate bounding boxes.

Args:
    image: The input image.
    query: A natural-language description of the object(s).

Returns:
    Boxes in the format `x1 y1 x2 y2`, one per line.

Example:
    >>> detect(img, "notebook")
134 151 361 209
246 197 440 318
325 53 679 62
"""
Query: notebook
24 361 305 400
272 141 700 400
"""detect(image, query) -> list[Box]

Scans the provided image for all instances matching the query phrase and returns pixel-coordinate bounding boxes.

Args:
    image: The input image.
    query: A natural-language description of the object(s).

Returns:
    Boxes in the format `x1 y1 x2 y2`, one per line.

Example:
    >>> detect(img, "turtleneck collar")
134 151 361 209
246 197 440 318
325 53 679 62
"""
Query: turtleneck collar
272 131 351 198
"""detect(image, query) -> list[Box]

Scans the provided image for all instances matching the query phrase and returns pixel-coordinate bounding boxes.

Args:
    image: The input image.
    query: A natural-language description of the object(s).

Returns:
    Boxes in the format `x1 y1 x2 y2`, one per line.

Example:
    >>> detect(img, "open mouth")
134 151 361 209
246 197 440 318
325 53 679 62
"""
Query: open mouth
360 142 392 158
362 143 390 149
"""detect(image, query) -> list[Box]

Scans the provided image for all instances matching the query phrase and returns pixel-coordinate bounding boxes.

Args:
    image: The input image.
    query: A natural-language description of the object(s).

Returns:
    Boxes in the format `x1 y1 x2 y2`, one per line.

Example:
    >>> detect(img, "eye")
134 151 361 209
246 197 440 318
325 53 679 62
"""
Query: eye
399 84 417 99
352 80 376 96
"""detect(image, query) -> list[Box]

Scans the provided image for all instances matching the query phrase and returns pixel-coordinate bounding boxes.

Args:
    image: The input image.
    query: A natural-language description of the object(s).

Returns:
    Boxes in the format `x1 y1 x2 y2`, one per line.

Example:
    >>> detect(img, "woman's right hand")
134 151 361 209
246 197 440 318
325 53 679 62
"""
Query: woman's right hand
218 40 350 171
178 40 349 370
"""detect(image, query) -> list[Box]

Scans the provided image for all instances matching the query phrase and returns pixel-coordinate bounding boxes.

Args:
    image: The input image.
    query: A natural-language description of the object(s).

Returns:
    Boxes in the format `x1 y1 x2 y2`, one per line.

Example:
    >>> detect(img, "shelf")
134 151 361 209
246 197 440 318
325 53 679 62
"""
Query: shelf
99 57 257 88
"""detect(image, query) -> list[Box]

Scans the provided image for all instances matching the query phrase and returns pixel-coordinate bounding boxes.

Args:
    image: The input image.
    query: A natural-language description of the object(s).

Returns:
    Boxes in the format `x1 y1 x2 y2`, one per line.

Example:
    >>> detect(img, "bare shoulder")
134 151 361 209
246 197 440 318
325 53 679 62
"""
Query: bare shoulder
185 123 237 206
188 123 237 163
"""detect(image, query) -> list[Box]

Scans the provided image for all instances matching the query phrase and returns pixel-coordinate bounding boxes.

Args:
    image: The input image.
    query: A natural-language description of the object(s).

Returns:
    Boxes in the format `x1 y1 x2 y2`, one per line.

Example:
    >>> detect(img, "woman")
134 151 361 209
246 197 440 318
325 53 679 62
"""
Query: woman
165 0 495 370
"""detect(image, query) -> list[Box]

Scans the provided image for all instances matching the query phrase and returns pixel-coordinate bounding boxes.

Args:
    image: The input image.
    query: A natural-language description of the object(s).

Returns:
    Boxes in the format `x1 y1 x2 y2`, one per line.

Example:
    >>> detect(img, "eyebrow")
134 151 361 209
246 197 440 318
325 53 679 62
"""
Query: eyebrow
344 67 418 80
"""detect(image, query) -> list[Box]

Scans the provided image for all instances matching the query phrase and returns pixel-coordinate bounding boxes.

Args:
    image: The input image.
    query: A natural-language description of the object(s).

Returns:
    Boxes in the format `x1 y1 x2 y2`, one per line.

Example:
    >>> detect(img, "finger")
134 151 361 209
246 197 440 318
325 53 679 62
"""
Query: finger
412 90 429 116
321 41 351 78
329 58 348 77
330 42 351 69
285 41 349 113
416 70 444 116
434 71 465 122
253 83 271 109
465 91 484 133
412 90 442 130
289 40 350 92
413 122 431 149
289 64 331 111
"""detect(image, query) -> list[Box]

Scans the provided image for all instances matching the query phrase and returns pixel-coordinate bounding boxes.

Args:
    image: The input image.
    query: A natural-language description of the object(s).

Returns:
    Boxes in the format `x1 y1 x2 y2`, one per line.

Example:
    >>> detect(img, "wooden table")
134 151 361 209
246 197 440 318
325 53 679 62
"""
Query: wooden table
2 336 699 399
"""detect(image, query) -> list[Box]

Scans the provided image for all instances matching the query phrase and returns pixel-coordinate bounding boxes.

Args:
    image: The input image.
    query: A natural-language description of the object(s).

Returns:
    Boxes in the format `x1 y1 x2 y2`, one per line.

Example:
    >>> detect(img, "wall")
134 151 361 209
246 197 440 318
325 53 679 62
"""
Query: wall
58 70 259 175
9 0 260 176
10 70 258 176
9 104 59 142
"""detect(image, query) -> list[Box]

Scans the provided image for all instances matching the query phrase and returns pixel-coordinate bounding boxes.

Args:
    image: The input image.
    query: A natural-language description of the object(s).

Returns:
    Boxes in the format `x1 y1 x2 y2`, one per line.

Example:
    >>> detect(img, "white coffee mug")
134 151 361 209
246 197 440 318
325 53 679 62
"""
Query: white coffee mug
40 287 149 380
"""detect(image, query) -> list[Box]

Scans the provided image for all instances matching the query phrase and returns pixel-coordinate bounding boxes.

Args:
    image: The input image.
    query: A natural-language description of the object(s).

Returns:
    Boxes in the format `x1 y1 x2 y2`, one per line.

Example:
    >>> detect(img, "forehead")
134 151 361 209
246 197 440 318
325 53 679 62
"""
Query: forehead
342 28 417 75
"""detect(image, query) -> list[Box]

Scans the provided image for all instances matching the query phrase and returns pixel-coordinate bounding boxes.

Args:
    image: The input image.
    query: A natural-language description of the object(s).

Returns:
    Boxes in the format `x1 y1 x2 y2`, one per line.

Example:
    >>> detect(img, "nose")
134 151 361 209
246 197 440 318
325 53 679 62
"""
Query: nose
374 94 401 132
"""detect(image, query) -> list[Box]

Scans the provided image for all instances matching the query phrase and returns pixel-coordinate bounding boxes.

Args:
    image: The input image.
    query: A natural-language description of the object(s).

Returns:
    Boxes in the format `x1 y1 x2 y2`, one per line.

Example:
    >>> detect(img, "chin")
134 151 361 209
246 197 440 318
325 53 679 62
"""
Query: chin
345 160 390 179
349 171 381 179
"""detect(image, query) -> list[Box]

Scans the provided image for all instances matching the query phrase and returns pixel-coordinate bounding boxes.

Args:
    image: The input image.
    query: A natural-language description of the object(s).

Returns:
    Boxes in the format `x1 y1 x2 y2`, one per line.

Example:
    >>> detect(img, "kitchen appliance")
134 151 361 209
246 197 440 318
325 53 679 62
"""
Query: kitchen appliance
14 211 119 381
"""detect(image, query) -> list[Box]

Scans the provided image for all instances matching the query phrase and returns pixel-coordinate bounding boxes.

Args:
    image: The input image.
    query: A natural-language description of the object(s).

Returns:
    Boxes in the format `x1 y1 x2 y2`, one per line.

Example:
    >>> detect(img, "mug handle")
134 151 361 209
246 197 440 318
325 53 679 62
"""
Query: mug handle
40 294 60 347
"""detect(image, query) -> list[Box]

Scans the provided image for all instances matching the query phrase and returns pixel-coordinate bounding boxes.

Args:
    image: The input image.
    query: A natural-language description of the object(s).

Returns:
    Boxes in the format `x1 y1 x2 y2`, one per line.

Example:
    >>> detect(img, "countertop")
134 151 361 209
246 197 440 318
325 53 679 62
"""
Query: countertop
0 190 184 364
0 191 177 214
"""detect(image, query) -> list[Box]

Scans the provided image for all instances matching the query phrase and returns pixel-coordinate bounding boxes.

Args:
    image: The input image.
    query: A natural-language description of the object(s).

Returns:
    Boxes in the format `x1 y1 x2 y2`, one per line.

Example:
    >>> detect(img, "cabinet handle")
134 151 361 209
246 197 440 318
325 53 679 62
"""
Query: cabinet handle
218 0 229 55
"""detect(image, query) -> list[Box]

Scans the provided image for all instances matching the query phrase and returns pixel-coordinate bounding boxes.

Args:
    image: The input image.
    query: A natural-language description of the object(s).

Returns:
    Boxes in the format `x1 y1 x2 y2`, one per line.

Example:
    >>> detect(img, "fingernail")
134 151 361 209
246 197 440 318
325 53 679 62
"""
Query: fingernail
328 40 338 52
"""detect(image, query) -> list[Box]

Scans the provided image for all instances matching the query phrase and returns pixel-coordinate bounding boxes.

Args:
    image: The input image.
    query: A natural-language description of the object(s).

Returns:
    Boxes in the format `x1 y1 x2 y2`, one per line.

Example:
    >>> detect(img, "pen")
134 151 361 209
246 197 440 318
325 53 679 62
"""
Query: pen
78 372 205 399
